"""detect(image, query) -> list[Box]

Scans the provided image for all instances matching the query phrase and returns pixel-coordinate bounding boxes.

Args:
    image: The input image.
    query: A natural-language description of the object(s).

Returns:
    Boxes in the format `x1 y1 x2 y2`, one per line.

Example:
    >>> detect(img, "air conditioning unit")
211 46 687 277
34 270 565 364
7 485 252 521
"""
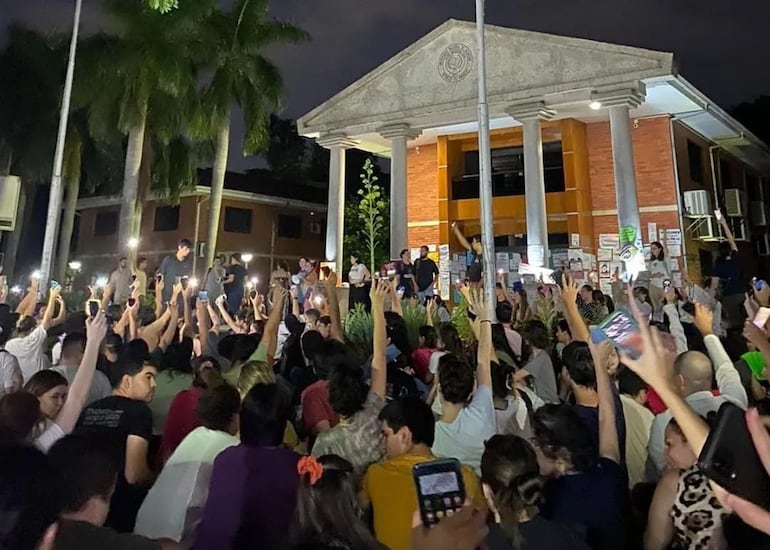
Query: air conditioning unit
730 217 748 241
694 217 718 240
751 201 769 227
758 234 770 257
0 176 22 231
683 190 711 217
724 188 748 217
309 222 322 235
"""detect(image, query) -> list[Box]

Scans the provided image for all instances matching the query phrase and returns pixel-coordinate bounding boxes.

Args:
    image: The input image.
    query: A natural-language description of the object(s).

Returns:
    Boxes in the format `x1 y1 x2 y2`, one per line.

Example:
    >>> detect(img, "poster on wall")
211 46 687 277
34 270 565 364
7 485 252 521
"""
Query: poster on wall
666 229 682 247
648 222 658 244
598 248 613 261
570 233 581 248
668 245 682 258
599 233 620 250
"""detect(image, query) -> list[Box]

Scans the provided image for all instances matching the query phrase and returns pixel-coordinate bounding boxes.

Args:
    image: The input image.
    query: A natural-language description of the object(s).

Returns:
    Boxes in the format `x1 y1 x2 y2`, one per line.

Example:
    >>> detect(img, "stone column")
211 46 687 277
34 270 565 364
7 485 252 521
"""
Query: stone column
379 124 421 259
594 85 646 274
507 102 556 268
318 134 355 265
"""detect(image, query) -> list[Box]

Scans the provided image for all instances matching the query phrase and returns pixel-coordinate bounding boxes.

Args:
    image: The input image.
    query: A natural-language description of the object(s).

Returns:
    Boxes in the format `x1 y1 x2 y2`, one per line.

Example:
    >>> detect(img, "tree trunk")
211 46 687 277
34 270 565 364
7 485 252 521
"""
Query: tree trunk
55 135 83 281
204 121 230 268
118 106 148 256
127 132 153 266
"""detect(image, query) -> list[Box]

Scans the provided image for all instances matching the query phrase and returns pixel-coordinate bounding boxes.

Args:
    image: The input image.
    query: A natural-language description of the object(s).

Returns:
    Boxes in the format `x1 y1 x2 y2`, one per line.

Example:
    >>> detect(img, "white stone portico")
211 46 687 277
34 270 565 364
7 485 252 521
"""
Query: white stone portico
299 19 770 265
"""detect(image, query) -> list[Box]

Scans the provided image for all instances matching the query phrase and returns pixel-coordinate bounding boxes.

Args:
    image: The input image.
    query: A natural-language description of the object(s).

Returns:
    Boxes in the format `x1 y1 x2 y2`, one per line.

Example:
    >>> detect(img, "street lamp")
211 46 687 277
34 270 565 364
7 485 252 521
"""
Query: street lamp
127 237 139 250
474 0 497 316
68 261 82 272
39 0 83 291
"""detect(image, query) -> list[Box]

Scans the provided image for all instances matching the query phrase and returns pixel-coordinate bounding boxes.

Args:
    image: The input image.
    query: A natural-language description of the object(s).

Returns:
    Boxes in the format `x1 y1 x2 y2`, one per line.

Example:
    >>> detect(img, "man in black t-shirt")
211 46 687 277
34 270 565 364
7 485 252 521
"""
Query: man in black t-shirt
414 245 439 302
224 252 248 313
451 222 484 285
158 238 193 305
395 249 418 299
49 434 163 550
76 359 157 533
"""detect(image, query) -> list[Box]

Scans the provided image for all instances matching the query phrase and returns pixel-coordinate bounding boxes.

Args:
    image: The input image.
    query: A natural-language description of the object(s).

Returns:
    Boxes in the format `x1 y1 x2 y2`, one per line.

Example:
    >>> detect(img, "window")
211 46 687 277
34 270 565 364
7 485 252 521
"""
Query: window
747 174 761 202
278 214 302 239
224 207 252 234
453 142 565 199
94 210 118 237
687 140 704 183
719 160 732 189
154 205 180 232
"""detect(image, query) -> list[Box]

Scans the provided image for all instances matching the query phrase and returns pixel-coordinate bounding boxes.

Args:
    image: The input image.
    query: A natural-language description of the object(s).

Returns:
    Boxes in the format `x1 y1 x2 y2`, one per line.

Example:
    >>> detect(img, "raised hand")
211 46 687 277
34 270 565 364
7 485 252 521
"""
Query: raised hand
755 280 770 308
86 311 108 344
370 278 390 308
559 272 580 304
619 288 672 391
465 287 490 321
693 302 714 337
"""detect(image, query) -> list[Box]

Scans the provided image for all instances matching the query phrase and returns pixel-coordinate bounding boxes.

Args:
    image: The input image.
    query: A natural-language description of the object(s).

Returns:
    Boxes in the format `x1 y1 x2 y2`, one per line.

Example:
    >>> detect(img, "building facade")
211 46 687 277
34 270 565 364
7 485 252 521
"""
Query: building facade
74 185 326 280
299 20 770 291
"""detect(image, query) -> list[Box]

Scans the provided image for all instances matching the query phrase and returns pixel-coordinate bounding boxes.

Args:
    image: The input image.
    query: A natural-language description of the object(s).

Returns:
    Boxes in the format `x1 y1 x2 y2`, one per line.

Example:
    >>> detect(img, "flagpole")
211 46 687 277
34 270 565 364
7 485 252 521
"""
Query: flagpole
40 0 82 292
475 0 497 316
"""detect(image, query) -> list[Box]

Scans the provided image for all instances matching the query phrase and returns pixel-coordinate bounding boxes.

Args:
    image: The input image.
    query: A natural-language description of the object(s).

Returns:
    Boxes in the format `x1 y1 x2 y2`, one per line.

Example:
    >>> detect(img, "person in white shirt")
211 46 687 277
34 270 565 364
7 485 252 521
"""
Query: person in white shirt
0 309 22 396
495 301 523 358
646 303 747 478
617 369 654 489
52 332 112 406
6 286 64 382
135 384 241 544
109 257 133 305
432 290 496 475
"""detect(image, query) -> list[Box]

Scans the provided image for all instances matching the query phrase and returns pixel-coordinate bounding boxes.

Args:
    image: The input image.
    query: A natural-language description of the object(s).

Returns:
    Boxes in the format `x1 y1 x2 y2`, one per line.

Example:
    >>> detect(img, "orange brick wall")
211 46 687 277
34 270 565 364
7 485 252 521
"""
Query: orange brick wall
585 115 680 250
407 144 440 249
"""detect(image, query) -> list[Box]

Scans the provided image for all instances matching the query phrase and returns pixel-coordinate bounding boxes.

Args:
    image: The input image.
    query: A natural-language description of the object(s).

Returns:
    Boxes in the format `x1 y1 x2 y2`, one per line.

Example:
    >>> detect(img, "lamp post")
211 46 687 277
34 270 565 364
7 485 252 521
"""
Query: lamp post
39 0 83 293
475 0 497 316
241 253 253 272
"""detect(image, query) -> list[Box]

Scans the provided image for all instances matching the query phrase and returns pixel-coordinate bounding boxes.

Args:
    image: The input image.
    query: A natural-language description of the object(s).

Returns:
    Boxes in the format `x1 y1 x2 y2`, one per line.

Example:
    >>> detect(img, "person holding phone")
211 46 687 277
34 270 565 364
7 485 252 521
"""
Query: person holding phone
712 208 744 330
158 239 193 306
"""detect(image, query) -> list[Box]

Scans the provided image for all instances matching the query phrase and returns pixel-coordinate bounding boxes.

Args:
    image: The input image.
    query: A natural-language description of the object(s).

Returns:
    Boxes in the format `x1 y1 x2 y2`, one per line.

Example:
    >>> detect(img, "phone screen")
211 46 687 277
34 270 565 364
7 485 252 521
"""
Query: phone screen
699 402 770 509
598 310 643 360
88 300 99 319
714 209 723 221
198 290 209 303
753 307 770 328
413 459 466 527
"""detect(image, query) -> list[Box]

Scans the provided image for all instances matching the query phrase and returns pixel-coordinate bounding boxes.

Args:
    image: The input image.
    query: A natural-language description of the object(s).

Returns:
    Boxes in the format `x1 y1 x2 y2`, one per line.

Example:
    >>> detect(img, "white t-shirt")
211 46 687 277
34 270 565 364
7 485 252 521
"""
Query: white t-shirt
0 348 22 394
135 426 239 543
6 325 50 383
432 384 496 475
34 420 66 452
647 259 671 288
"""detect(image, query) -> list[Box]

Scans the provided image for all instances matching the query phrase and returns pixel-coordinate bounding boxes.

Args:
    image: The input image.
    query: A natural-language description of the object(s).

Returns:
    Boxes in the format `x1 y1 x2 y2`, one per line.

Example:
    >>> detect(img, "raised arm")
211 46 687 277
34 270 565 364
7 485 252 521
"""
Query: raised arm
589 340 620 463
112 305 132 340
389 277 404 317
370 279 389 399
181 285 193 339
16 278 39 316
100 283 113 311
50 296 67 328
196 298 211 351
716 209 739 252
53 312 107 433
467 288 492 389
324 272 344 343
215 295 244 334
40 288 61 330
425 298 435 327
451 221 472 251
158 305 180 352
154 277 165 318
662 287 688 355
262 287 287 362
559 273 590 343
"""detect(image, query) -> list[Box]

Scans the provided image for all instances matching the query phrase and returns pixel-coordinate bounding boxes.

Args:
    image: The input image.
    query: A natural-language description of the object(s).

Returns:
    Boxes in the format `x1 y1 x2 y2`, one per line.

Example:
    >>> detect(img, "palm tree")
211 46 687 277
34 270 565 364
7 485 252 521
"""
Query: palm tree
83 0 211 255
198 0 307 268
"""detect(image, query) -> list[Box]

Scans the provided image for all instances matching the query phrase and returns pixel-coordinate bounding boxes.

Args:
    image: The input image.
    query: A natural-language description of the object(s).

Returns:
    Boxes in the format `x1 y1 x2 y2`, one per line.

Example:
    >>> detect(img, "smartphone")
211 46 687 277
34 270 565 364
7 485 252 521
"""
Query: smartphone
176 276 184 286
714 209 723 221
127 297 136 308
663 279 672 290
753 307 770 328
198 290 209 303
87 300 99 319
698 402 770 509
413 458 466 527
596 310 643 360
156 274 163 283
396 287 405 299
250 290 257 300
50 280 61 291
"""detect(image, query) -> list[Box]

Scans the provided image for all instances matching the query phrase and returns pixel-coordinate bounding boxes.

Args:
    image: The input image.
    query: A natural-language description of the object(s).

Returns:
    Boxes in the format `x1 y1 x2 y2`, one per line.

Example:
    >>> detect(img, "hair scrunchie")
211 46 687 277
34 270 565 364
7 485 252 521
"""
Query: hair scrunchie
297 455 324 486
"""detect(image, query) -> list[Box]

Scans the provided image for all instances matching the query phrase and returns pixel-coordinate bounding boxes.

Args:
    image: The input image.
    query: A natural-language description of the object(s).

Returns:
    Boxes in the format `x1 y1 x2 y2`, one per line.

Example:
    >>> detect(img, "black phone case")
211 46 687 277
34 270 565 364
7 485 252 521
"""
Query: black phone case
698 402 770 509
413 458 466 527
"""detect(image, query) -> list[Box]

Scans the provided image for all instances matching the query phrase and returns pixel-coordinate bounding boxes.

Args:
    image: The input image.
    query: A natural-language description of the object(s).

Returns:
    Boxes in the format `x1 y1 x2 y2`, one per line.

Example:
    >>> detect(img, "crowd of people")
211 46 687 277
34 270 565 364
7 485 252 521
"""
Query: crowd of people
2 230 770 550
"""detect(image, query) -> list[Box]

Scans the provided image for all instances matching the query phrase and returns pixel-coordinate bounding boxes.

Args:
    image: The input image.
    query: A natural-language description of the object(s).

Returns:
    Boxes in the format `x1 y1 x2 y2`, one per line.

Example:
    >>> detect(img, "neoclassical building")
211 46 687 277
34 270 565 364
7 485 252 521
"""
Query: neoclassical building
299 19 770 283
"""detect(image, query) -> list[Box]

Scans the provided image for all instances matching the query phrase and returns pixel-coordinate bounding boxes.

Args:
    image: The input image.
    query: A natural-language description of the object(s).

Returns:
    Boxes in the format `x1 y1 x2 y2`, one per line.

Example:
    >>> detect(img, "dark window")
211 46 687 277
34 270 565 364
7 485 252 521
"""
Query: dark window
453 142 565 199
747 174 762 201
94 211 118 237
154 205 180 232
224 207 252 234
719 160 732 189
687 140 704 183
278 214 302 239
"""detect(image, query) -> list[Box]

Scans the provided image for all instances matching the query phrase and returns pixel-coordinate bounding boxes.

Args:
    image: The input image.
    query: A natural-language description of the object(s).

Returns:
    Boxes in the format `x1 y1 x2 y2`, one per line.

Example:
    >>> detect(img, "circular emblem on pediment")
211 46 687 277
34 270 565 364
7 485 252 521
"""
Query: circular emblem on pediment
437 43 473 83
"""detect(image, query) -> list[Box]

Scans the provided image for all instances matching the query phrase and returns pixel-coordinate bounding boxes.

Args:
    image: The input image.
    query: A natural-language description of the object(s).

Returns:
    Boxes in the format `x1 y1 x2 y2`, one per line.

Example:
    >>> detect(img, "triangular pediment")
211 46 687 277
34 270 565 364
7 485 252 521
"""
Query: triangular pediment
299 19 675 137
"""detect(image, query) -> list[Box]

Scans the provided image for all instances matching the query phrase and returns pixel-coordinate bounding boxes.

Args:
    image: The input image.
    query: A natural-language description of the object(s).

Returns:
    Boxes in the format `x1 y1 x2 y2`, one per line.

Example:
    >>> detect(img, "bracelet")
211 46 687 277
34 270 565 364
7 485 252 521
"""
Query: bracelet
480 320 492 324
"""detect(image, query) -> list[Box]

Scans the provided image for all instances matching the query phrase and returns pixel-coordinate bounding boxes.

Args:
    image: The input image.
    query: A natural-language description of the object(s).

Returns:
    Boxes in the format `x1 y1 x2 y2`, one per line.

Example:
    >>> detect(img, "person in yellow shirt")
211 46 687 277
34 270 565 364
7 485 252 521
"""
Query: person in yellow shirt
363 397 485 550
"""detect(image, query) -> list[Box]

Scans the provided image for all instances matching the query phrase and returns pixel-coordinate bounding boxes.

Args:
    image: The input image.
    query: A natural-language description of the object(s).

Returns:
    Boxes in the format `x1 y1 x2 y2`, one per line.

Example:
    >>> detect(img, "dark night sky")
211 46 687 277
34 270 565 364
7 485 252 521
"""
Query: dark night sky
2 0 770 172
